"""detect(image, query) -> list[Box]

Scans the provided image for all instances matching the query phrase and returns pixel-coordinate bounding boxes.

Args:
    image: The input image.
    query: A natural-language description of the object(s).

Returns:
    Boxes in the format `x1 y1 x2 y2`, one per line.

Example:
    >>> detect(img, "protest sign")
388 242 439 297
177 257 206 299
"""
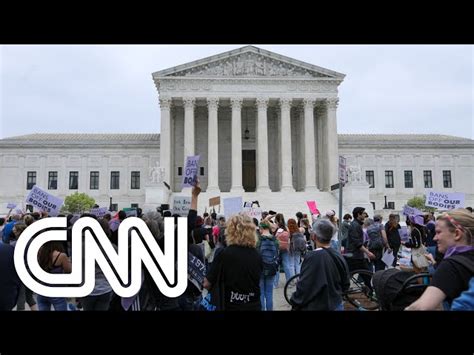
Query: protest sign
123 208 138 217
306 201 320 216
243 206 262 221
209 196 220 207
402 205 424 217
223 197 242 219
172 196 191 216
425 191 465 210
398 226 409 242
7 203 17 209
182 155 200 188
25 186 63 216
90 207 109 218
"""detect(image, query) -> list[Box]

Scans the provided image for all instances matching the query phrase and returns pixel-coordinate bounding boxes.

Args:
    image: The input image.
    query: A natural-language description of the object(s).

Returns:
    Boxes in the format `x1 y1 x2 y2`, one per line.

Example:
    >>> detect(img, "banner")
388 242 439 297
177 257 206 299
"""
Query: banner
172 196 191 216
188 253 206 292
7 203 17 209
402 205 424 216
25 186 64 216
182 155 200 188
425 191 465 210
90 207 109 218
223 197 242 219
243 207 262 221
306 201 320 216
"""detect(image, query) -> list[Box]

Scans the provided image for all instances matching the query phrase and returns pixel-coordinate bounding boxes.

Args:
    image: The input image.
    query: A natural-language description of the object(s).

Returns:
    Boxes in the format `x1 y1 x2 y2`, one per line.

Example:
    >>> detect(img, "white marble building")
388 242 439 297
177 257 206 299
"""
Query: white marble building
1 46 473 217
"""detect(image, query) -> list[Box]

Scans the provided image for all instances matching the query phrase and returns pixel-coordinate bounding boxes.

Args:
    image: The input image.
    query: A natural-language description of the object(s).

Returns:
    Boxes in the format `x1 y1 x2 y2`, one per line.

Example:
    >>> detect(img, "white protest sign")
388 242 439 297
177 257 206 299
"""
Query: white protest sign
172 196 191 216
243 207 262 221
25 186 64 216
90 207 109 218
223 197 243 219
182 155 200 188
425 191 465 210
7 203 17 209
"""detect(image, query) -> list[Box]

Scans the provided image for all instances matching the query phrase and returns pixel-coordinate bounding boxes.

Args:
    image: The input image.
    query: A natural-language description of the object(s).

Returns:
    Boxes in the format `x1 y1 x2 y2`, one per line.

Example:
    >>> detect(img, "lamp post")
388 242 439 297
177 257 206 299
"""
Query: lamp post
384 195 388 209
109 197 113 211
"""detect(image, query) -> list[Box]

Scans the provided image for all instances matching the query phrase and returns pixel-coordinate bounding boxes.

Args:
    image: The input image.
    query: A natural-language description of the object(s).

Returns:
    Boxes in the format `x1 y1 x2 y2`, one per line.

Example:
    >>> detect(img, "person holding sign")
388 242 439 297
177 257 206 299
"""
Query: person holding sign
406 208 474 310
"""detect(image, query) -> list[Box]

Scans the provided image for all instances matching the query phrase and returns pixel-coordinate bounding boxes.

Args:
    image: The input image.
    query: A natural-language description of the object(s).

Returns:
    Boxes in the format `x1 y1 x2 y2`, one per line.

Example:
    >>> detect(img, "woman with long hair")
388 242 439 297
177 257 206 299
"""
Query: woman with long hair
36 241 72 311
385 213 401 267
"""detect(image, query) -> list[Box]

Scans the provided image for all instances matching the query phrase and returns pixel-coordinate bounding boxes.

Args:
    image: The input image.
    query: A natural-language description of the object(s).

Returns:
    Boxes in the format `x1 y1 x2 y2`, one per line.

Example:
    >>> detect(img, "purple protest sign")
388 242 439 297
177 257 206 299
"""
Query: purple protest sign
182 155 200 188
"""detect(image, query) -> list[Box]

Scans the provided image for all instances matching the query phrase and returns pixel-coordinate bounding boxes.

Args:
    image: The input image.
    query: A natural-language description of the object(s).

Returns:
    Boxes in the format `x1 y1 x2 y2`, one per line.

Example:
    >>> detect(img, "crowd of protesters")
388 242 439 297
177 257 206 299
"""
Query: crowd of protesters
1 187 472 311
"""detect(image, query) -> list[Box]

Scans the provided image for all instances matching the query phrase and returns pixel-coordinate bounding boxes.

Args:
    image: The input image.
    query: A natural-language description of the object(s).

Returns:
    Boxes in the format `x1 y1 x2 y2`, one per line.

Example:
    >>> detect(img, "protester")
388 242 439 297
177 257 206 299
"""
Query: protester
339 214 352 250
287 218 306 275
203 213 262 311
256 220 279 310
290 219 350 310
385 213 402 267
406 209 474 310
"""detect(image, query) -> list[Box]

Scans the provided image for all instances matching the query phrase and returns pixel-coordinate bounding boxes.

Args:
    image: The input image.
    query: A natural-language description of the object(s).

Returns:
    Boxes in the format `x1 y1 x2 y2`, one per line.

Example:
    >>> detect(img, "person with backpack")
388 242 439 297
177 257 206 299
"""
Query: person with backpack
290 219 350 311
366 218 386 272
256 221 279 311
273 213 292 286
287 218 306 275
406 209 474 310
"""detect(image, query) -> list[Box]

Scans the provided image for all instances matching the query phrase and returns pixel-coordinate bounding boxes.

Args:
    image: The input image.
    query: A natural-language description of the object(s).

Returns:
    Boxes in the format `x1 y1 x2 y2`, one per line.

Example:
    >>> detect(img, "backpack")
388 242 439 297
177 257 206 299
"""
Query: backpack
276 229 290 251
259 237 279 277
367 224 384 251
291 233 307 254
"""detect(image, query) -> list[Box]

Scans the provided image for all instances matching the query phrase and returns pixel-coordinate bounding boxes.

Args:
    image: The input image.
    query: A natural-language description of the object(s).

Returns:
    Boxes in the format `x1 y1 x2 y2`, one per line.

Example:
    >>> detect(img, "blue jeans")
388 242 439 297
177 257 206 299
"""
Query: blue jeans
36 295 68 311
260 275 276 311
288 252 302 276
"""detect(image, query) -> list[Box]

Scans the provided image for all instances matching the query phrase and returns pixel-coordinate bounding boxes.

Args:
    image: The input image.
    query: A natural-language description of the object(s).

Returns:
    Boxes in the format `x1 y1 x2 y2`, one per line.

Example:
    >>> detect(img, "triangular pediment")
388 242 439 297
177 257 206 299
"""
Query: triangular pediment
153 46 345 79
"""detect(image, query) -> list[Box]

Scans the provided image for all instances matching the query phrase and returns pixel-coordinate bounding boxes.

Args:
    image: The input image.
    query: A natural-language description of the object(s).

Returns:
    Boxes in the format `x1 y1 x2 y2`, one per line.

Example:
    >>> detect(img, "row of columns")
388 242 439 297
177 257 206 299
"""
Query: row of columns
159 97 339 193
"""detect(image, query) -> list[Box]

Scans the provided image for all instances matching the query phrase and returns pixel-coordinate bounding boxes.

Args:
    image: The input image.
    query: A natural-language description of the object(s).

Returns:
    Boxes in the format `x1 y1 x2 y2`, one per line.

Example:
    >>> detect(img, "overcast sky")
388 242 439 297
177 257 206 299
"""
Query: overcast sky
0 45 472 140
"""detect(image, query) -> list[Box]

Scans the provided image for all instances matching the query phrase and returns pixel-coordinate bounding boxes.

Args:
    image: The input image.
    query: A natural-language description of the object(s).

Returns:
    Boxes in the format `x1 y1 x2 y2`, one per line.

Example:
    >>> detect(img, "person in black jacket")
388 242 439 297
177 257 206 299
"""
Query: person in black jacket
385 213 402 267
290 219 350 311
346 207 375 271
0 242 21 310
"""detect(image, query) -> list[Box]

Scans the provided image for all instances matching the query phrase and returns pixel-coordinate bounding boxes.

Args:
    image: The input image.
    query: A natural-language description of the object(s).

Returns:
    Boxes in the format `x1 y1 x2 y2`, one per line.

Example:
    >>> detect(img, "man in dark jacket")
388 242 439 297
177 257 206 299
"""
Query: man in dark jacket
290 219 350 310
347 207 375 271
0 243 21 310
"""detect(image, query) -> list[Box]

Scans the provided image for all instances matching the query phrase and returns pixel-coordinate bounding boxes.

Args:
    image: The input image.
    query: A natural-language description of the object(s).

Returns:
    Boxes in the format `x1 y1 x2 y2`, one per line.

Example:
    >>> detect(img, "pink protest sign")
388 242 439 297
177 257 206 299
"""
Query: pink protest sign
306 201 320 216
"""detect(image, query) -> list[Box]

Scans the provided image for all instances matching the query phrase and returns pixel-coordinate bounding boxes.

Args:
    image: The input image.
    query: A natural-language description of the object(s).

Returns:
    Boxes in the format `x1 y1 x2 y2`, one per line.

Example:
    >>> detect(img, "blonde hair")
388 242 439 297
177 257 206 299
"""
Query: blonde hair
226 213 257 248
437 208 474 246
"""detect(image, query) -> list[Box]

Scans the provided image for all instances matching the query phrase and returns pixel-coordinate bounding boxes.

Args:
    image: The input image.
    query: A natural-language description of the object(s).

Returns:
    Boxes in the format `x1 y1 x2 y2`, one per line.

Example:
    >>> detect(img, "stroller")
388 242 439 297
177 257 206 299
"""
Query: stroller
373 268 431 311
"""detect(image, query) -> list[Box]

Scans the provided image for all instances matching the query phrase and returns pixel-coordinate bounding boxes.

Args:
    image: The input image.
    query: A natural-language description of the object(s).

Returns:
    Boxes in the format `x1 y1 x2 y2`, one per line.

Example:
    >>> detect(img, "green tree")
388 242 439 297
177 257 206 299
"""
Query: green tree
61 192 96 214
406 195 436 213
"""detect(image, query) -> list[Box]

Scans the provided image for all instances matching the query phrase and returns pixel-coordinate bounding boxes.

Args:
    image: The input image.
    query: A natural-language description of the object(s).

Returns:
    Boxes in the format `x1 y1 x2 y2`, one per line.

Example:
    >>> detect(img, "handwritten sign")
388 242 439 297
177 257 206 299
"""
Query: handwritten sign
209 196 220 207
306 201 320 216
243 207 262 221
425 191 465 210
7 203 17 210
182 155 200 188
25 186 64 216
172 196 191 216
223 197 243 219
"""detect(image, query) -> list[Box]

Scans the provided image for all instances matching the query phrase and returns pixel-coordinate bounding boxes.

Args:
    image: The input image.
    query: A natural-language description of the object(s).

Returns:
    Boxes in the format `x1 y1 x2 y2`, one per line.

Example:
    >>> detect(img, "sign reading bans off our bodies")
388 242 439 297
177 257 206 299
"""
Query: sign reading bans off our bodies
182 155 200 188
425 191 465 210
25 186 64 216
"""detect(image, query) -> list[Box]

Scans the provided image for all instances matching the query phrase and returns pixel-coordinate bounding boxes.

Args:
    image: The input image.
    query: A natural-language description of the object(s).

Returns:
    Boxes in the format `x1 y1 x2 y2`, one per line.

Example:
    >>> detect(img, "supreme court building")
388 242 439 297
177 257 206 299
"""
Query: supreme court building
1 46 473 216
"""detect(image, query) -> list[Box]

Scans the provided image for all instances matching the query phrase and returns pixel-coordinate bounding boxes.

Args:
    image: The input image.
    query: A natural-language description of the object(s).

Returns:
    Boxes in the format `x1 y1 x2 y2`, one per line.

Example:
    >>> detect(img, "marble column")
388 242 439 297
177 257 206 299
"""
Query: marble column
256 97 270 192
279 98 295 192
159 97 172 188
326 98 339 190
207 97 220 193
230 98 244 193
303 98 317 191
183 97 195 160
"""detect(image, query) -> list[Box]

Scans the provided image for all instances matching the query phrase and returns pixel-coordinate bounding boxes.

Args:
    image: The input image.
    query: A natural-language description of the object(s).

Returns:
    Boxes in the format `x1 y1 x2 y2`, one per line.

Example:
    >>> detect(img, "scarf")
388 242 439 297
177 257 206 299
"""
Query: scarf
443 245 474 259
